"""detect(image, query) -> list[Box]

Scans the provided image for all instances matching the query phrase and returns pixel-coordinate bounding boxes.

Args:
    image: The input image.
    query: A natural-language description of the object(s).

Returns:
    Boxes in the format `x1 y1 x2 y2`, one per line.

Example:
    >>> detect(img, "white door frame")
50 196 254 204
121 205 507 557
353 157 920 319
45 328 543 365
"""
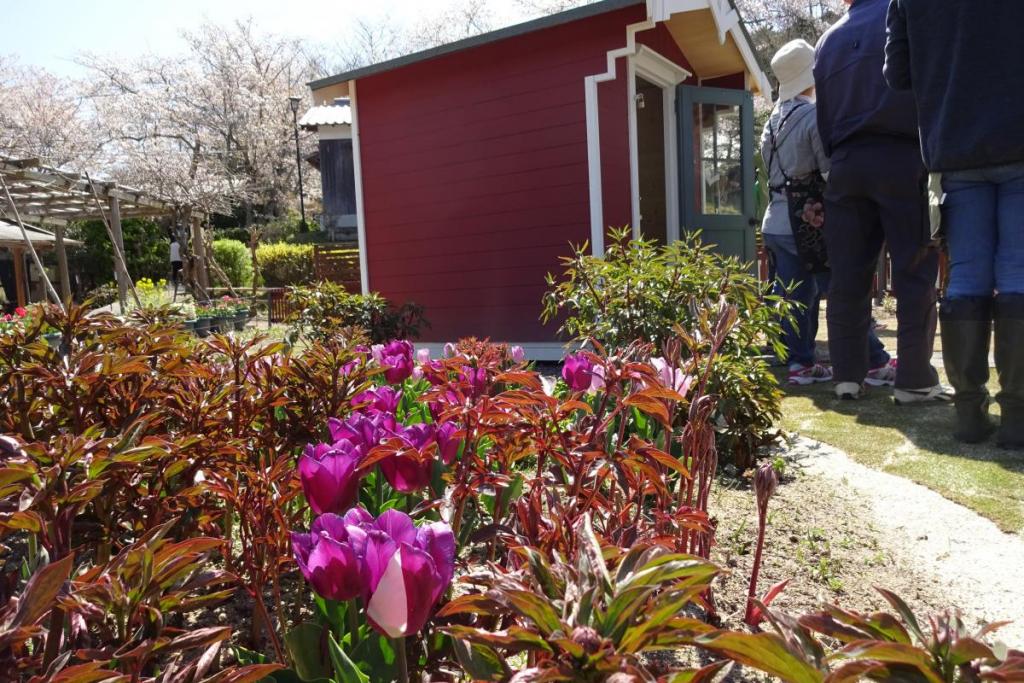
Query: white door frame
627 45 691 244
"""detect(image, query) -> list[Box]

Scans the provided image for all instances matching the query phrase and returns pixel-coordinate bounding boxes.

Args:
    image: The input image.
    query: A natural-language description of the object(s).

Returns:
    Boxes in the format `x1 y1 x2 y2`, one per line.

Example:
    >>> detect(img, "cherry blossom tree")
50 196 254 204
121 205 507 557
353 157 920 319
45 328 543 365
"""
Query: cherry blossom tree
0 57 99 168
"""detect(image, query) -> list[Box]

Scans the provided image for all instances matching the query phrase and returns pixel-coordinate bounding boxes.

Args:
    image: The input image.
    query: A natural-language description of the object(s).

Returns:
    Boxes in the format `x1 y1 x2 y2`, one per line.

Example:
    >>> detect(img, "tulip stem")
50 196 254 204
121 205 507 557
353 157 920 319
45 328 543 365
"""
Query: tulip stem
394 637 408 683
347 601 360 647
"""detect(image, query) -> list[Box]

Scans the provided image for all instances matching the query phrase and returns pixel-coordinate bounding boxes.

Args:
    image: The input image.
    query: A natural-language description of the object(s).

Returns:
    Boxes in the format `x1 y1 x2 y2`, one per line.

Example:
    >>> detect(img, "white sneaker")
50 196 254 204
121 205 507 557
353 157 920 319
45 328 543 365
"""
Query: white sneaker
835 382 863 400
893 384 954 405
788 363 833 386
865 359 898 387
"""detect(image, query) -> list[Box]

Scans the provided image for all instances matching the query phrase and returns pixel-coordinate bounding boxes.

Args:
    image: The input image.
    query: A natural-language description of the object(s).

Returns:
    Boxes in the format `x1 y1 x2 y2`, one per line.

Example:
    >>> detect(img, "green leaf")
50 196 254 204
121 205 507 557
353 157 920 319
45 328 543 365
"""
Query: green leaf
664 659 734 683
11 553 74 629
285 623 330 682
503 590 565 637
328 632 369 683
695 631 825 683
836 641 945 683
451 639 508 682
875 588 927 645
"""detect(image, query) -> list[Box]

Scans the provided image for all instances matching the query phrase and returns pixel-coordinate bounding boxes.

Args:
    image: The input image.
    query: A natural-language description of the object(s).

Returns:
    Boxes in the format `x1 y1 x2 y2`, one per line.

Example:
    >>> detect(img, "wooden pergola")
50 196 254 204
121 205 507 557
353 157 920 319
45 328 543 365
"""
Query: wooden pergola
0 156 209 307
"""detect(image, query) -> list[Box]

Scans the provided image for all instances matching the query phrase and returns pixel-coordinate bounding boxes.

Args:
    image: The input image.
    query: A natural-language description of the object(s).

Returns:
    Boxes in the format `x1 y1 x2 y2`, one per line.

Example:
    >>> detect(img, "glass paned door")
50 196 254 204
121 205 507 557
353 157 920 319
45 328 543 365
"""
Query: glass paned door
677 85 756 264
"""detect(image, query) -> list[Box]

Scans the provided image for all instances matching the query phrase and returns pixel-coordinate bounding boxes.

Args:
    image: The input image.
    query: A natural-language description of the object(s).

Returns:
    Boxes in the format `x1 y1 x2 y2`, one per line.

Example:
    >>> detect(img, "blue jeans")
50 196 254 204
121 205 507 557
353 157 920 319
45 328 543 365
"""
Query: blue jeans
765 233 889 368
943 162 1024 299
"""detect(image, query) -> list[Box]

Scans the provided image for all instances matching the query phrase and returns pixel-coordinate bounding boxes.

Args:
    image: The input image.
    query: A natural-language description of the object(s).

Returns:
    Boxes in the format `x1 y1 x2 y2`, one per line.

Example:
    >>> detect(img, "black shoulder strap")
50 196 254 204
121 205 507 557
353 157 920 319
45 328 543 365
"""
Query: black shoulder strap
767 102 811 191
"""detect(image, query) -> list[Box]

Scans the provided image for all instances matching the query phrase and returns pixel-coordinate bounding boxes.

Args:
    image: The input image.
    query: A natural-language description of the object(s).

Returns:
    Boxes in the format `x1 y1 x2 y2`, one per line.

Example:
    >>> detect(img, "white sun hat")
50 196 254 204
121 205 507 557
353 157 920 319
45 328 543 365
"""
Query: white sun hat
771 39 817 102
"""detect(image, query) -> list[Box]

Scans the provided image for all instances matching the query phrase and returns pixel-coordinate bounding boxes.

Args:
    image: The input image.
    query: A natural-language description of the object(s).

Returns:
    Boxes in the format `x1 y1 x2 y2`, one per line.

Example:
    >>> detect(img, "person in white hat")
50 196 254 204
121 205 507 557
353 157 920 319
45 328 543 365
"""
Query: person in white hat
761 39 892 386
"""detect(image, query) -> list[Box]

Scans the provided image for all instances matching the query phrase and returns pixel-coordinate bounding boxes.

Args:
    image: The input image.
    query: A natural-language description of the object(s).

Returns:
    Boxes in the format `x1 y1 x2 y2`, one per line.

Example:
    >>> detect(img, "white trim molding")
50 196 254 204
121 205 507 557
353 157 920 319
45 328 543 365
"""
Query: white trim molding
349 80 371 295
583 17 656 258
318 124 352 141
628 45 690 242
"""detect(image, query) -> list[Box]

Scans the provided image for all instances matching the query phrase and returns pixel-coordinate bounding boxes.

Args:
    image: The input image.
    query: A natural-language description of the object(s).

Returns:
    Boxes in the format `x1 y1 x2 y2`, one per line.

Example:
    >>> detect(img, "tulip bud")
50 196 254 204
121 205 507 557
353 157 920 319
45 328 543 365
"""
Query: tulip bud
755 461 779 513
571 626 603 655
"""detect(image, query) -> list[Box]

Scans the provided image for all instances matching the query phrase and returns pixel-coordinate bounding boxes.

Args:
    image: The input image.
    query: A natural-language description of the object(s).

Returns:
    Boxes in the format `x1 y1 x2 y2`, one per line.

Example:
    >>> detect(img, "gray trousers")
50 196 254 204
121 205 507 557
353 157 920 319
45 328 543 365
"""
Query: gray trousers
824 138 940 390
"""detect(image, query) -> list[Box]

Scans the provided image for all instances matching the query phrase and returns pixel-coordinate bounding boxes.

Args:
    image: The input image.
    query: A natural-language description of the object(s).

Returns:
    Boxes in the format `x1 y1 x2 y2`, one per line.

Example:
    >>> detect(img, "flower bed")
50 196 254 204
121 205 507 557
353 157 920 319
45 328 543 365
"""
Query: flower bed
0 304 1020 681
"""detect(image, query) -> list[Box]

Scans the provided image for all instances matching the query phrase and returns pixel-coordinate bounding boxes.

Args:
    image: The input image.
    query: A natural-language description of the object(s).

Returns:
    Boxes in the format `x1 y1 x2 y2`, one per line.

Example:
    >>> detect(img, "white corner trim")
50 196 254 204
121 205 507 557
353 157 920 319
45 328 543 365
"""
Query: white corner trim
583 18 656 258
350 80 370 295
318 124 352 141
628 46 690 241
584 76 605 258
415 342 578 363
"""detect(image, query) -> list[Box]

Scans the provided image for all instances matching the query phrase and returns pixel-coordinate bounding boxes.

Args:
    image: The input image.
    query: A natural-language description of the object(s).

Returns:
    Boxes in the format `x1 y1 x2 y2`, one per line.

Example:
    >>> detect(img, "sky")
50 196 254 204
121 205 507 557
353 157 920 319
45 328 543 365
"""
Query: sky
3 0 533 77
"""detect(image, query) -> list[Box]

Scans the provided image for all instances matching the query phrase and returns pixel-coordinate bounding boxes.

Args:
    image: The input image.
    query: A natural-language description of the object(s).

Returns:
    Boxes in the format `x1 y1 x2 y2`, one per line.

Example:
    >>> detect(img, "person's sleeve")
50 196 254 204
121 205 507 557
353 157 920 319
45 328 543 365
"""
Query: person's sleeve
884 0 912 90
808 113 831 177
812 40 833 156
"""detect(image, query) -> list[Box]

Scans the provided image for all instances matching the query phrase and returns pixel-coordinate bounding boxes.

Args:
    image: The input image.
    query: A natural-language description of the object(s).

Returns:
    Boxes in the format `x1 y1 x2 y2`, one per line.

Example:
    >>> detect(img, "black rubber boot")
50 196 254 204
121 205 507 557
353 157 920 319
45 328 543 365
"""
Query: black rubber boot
994 295 1024 450
940 298 994 443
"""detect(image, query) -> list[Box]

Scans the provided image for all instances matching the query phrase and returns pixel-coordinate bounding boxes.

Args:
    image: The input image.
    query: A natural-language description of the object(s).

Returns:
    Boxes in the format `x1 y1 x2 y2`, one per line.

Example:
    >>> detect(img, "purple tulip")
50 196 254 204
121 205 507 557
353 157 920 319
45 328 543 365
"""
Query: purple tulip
562 354 603 393
328 412 397 453
416 348 431 364
299 442 363 515
291 508 373 602
510 345 526 363
651 357 693 397
435 421 461 465
359 510 456 638
442 342 457 358
353 386 402 415
460 366 488 399
372 341 415 384
371 423 437 493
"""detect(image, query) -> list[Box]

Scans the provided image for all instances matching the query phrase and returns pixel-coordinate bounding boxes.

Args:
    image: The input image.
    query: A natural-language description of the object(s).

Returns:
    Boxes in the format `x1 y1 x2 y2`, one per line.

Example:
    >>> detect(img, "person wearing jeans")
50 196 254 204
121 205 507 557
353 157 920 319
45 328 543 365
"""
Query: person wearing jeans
766 233 891 383
762 40 894 386
886 0 1024 447
815 0 944 403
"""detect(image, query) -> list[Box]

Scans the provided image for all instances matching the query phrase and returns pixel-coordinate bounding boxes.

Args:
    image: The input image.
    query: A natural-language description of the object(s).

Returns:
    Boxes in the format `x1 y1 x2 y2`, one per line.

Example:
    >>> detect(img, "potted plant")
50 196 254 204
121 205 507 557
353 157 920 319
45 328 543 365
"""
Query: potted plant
195 305 214 337
232 299 249 331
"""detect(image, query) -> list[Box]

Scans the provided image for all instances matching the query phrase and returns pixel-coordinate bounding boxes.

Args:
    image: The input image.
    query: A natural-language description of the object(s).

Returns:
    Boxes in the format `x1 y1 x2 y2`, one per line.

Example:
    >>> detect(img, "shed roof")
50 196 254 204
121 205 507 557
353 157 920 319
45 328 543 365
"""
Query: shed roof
0 219 82 250
310 0 642 90
299 100 353 129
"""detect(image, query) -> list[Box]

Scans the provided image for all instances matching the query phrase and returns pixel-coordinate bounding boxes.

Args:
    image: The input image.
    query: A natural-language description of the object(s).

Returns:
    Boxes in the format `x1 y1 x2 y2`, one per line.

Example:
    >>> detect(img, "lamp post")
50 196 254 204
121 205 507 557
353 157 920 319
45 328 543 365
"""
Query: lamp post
289 95 308 233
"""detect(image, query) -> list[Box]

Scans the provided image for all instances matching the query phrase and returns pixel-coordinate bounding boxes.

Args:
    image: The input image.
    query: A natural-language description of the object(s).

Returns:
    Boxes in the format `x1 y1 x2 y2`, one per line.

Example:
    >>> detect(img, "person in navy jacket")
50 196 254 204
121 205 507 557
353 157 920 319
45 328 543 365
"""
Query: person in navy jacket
885 0 1024 448
813 0 946 404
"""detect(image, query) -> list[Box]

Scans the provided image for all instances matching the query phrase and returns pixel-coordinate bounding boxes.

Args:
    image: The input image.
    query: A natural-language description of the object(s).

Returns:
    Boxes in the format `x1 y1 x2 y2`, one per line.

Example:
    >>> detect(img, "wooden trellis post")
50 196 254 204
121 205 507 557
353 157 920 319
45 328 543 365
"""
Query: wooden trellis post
109 196 129 307
54 224 71 302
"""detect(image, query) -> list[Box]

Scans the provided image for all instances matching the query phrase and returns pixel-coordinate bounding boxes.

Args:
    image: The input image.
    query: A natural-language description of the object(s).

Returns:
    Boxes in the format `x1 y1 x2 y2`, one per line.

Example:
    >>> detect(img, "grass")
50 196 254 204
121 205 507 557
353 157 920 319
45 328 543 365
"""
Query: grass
779 311 1024 534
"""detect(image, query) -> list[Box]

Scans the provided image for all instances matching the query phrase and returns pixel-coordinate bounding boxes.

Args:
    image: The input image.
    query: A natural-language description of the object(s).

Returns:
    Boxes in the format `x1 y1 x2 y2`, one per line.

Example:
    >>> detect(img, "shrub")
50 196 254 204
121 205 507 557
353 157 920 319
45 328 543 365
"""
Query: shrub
256 243 314 287
285 281 428 344
68 218 170 291
542 228 794 469
211 238 253 287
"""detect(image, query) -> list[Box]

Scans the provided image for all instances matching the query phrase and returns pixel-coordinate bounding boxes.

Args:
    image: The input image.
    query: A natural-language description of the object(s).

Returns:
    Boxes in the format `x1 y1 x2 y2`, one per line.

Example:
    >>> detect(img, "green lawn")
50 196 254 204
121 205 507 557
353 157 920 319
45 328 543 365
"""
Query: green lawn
779 319 1024 534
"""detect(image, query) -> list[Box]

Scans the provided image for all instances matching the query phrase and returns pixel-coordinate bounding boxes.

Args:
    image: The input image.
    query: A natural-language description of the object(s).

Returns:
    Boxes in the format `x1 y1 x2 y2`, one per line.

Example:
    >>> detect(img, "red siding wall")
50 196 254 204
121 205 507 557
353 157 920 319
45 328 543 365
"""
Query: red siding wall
356 5 701 344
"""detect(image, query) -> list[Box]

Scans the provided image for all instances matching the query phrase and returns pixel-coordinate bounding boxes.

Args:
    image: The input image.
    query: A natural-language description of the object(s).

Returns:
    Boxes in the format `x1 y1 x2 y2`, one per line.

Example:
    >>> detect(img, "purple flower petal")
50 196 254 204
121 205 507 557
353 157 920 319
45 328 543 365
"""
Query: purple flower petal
415 522 456 601
374 509 417 546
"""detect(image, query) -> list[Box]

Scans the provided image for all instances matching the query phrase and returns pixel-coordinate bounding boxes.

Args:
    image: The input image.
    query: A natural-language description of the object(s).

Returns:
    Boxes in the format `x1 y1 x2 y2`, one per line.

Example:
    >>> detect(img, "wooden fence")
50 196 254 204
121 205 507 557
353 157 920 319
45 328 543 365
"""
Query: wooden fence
313 243 361 293
266 243 362 325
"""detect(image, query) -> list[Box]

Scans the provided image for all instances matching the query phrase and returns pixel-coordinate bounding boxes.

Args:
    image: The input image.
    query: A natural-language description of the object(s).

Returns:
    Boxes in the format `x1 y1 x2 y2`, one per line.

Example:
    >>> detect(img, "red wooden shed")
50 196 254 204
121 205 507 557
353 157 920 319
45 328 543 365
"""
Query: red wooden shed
306 0 770 359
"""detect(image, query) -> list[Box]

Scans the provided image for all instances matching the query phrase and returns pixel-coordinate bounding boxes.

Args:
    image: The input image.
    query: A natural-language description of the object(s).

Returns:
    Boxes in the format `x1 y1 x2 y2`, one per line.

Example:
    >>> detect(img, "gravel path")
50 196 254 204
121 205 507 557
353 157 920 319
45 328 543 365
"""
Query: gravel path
787 436 1024 647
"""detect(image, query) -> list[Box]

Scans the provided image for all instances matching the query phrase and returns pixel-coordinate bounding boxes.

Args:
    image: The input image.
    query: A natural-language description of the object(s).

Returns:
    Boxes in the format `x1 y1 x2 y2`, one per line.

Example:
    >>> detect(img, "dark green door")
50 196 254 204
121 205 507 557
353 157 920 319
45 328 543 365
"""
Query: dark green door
677 85 756 265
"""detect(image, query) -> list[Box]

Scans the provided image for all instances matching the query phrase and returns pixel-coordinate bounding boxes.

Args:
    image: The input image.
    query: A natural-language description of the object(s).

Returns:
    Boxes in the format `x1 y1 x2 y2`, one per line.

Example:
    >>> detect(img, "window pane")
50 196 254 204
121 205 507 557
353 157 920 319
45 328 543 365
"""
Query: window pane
693 102 743 216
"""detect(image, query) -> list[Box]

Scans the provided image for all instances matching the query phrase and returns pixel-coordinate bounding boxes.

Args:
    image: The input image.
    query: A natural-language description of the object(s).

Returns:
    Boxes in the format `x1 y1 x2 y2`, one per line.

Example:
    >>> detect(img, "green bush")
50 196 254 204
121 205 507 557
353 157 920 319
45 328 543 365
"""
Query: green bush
286 281 428 344
68 218 170 292
256 243 314 287
211 239 253 288
542 229 794 469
